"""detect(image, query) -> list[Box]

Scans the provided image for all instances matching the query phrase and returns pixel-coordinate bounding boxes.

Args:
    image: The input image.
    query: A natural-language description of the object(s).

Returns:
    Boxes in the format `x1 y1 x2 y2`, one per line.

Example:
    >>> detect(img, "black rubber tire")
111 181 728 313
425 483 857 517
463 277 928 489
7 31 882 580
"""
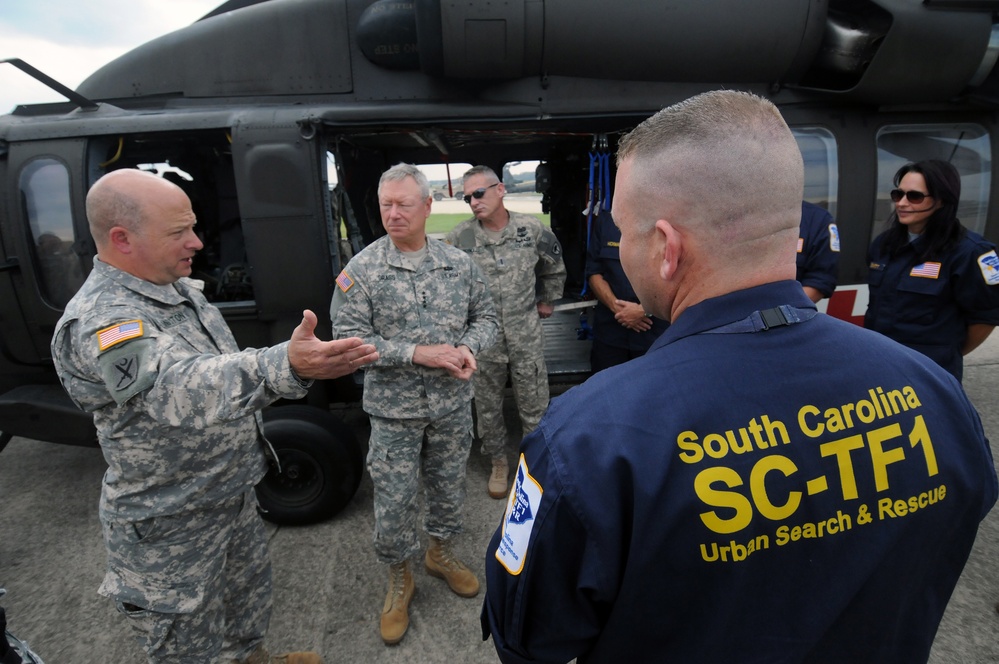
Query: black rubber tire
0 432 12 454
255 406 363 526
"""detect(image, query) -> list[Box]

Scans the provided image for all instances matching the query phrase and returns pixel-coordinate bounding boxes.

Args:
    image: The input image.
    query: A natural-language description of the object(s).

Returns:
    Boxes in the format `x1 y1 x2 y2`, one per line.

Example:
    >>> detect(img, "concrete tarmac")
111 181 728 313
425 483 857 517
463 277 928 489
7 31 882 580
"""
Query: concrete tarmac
2 334 999 663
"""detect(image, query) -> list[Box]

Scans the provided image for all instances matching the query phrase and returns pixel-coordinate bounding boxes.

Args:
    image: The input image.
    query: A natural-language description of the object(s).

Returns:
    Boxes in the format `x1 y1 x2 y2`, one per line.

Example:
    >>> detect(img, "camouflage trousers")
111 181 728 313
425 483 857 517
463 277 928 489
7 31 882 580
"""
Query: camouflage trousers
367 405 473 564
99 489 271 663
474 357 549 459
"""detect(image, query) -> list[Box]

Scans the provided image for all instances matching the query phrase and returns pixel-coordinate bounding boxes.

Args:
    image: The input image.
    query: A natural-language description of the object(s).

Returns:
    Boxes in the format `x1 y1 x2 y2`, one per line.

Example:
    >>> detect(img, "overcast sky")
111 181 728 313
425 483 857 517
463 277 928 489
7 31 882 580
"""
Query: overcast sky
0 1 536 183
0 0 221 114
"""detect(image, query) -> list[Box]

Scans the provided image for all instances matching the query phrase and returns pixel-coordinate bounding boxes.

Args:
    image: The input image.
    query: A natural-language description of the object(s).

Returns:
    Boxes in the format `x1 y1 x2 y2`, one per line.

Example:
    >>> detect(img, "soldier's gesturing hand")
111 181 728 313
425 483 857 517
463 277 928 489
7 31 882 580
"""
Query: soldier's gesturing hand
289 309 379 379
413 343 477 381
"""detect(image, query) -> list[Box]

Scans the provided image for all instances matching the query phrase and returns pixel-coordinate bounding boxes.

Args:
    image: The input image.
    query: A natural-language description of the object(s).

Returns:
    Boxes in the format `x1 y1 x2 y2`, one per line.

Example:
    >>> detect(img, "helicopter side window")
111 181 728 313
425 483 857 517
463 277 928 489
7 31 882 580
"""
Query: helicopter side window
793 127 839 219
875 124 991 238
19 158 84 308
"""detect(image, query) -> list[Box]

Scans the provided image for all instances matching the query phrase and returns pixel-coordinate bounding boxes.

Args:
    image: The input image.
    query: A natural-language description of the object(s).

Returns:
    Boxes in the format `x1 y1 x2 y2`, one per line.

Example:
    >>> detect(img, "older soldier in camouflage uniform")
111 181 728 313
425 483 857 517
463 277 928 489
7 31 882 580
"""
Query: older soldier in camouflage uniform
445 165 566 499
50 169 377 664
329 163 497 646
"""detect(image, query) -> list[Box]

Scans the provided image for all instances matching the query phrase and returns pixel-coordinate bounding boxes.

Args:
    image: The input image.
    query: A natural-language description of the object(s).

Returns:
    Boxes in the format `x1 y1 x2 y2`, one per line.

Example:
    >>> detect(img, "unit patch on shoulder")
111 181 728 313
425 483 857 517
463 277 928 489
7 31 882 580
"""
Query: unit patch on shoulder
910 262 941 279
98 337 157 405
978 250 999 285
96 320 144 352
796 237 804 253
829 223 841 252
336 270 355 293
495 454 544 575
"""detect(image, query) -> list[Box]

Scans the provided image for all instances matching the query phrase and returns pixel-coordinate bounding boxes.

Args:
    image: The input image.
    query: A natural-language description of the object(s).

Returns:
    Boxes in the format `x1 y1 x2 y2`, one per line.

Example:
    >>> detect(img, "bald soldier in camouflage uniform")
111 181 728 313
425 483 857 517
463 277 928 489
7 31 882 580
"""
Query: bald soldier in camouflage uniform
50 169 377 664
330 164 497 646
445 165 566 499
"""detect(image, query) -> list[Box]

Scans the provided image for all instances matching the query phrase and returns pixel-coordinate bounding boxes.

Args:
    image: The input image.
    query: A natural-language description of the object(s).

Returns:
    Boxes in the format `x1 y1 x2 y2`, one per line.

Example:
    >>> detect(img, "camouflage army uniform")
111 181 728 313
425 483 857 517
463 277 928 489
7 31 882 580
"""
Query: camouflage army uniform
445 212 566 460
330 236 497 563
51 258 310 663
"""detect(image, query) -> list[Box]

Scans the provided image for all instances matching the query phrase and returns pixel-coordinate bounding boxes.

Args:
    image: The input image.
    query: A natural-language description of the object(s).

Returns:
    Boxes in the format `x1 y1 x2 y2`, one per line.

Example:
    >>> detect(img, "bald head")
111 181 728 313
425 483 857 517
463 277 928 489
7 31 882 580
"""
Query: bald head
87 169 186 249
87 169 202 284
613 91 804 319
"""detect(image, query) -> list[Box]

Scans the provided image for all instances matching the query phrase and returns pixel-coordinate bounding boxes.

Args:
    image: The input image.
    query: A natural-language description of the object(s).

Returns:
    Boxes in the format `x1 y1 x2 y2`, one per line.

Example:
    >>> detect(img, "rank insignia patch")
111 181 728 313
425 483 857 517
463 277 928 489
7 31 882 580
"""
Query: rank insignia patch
495 454 544 575
96 320 144 351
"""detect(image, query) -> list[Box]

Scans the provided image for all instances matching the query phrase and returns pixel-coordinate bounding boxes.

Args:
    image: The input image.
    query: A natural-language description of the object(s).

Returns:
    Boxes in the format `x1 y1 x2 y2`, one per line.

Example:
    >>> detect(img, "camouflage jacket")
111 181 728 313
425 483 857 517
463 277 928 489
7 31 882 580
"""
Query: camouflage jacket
445 211 565 362
330 235 498 420
51 258 309 520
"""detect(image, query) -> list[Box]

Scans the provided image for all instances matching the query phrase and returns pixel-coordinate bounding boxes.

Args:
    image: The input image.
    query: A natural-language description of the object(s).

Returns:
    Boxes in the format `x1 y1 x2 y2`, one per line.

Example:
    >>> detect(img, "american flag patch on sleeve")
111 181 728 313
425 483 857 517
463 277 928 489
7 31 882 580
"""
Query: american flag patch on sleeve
96 320 144 351
910 262 941 279
336 270 355 293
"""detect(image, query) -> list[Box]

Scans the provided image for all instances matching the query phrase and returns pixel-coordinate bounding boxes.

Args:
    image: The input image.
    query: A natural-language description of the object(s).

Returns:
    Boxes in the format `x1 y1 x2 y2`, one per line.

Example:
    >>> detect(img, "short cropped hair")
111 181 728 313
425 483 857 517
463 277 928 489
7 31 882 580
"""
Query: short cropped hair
617 90 803 236
379 163 430 199
462 165 500 184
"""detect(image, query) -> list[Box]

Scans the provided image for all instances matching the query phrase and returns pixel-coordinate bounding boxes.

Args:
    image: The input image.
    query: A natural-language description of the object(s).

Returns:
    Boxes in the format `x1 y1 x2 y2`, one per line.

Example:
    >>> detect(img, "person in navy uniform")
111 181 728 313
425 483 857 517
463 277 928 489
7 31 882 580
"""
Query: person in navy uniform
585 209 669 371
481 91 998 664
797 201 840 302
864 159 999 382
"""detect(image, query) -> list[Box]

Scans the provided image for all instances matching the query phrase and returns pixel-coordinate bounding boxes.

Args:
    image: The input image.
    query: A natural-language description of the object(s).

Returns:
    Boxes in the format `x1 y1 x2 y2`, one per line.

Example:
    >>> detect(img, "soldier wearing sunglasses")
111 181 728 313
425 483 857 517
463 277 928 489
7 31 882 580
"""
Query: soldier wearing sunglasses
865 159 999 382
445 165 566 499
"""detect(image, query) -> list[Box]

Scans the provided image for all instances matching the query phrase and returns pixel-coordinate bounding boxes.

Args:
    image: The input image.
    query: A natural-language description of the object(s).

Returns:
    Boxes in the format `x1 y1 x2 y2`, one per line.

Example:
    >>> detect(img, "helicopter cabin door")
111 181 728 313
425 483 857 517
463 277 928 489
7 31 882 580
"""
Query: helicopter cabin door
0 138 89 364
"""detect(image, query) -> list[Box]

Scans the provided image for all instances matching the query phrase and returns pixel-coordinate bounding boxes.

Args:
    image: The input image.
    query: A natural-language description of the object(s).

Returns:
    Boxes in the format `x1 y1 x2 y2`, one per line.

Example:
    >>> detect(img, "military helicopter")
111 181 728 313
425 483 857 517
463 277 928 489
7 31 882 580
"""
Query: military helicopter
2 0 999 524
502 162 537 194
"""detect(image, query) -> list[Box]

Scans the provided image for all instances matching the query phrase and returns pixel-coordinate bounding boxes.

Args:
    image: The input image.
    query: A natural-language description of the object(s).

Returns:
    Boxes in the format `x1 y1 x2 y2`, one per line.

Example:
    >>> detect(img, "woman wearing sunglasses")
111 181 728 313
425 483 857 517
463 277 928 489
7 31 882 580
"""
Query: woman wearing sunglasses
864 159 999 382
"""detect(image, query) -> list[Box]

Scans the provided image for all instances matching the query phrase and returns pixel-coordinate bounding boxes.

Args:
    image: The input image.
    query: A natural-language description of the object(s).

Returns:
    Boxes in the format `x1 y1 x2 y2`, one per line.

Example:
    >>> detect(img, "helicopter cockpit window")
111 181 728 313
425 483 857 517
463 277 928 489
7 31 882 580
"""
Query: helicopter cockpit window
875 124 991 238
793 127 839 219
19 158 84 308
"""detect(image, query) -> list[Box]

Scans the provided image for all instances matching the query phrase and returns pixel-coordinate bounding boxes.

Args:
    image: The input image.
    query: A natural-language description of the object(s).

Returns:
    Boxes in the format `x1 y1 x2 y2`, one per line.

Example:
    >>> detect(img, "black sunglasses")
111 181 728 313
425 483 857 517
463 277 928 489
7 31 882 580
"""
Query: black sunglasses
890 188 932 204
463 182 499 204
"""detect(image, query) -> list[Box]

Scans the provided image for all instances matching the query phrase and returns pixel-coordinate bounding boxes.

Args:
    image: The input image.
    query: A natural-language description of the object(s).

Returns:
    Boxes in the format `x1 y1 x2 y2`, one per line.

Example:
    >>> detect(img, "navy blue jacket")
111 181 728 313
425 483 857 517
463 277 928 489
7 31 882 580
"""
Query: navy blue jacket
483 280 997 664
584 210 668 351
796 201 840 298
865 228 999 382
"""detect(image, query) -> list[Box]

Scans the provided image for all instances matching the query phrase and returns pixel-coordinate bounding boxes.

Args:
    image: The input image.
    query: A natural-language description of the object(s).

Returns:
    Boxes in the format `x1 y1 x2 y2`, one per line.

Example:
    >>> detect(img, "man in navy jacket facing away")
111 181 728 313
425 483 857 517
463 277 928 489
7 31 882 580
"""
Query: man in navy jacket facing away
481 90 998 664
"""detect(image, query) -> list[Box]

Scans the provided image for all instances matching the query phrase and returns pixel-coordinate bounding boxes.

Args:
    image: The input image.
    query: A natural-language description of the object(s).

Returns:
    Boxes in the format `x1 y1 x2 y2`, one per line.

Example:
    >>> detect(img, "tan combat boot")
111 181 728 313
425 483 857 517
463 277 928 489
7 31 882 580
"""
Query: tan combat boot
239 645 323 664
488 457 509 499
424 536 480 598
380 561 415 645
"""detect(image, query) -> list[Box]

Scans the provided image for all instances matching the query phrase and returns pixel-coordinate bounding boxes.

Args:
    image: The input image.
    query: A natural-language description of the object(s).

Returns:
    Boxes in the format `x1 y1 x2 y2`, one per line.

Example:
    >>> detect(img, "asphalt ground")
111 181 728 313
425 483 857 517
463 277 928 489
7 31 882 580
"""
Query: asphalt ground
2 334 999 663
